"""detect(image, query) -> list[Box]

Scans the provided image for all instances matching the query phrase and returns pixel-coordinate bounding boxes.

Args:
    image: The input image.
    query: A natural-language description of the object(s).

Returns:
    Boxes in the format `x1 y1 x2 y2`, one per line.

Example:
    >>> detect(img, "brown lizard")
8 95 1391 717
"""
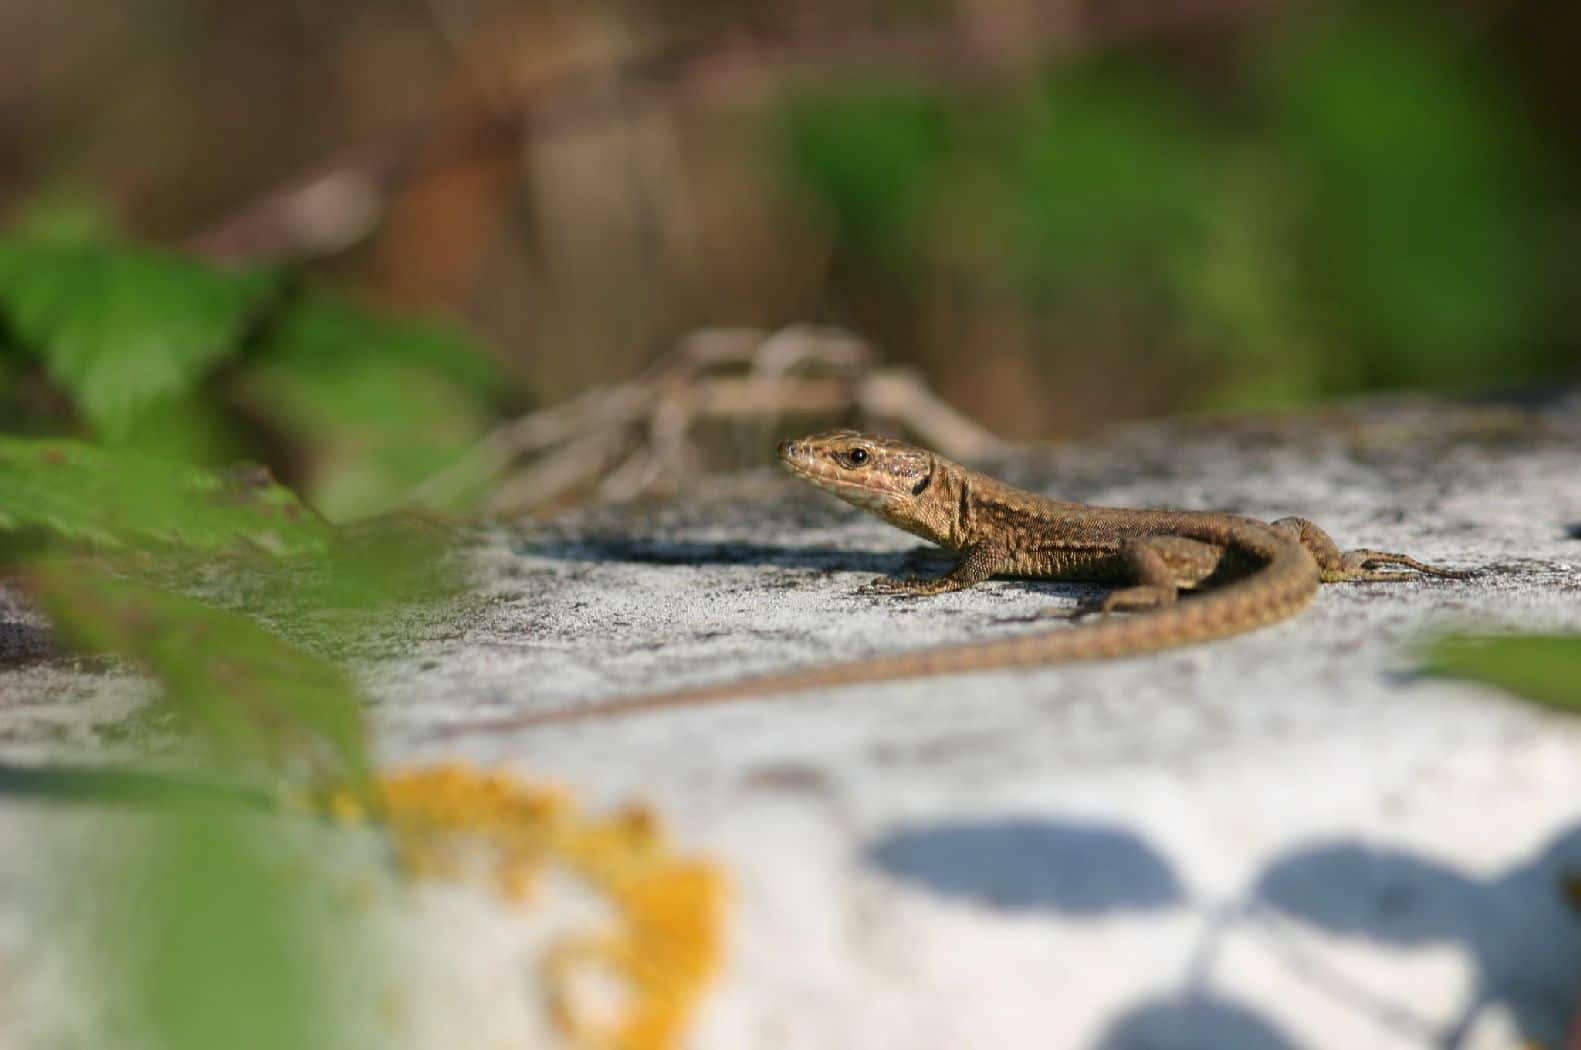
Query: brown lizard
448 429 1466 732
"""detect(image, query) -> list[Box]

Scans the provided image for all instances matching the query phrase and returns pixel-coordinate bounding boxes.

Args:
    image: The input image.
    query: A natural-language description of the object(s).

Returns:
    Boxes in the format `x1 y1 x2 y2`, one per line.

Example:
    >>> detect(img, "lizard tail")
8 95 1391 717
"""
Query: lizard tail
436 542 1321 735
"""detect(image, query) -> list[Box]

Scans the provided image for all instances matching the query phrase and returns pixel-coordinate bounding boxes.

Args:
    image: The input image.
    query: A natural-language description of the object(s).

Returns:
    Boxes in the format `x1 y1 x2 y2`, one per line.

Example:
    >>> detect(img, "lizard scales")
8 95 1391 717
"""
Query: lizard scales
452 429 1464 732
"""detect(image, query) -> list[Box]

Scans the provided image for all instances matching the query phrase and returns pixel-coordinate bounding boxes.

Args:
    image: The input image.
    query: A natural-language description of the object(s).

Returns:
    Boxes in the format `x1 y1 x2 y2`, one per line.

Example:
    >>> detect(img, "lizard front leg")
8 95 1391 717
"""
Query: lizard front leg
1271 517 1469 582
860 541 1006 596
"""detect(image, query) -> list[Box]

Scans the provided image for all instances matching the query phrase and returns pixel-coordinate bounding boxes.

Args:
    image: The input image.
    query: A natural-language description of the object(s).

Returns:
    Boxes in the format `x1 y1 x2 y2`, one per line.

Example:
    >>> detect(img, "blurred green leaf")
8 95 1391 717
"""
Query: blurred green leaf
782 85 951 250
1265 13 1547 388
0 235 278 439
239 515 466 655
1424 634 1581 712
92 807 359 1050
115 386 253 466
29 562 369 783
292 514 461 612
0 436 331 556
237 294 501 521
0 763 275 807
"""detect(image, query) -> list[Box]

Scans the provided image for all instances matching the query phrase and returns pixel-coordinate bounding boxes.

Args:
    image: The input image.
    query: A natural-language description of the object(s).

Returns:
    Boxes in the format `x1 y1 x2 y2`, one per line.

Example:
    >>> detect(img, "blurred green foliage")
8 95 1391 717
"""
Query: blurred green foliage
31 562 369 783
1266 13 1546 391
0 218 479 1049
0 222 485 787
3 4 1568 437
0 436 330 555
89 806 364 1050
235 293 500 520
0 235 278 441
782 11 1555 412
1426 634 1581 713
0 228 505 522
1007 71 1205 280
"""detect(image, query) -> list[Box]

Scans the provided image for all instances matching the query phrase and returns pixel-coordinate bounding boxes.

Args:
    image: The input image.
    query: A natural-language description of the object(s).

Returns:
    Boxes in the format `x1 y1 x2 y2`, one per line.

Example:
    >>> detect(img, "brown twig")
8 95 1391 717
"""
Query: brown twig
401 325 1001 517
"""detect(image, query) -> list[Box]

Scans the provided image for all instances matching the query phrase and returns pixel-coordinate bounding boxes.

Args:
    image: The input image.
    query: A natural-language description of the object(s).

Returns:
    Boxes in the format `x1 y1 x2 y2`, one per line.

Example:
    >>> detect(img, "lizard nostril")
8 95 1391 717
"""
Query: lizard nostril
777 440 800 460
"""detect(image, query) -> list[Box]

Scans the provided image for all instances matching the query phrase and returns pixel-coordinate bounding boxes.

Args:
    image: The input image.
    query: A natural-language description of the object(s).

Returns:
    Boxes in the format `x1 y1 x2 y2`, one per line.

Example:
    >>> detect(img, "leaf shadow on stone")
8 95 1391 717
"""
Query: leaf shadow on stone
0 620 53 664
1094 993 1299 1050
867 817 1183 915
862 815 1581 1048
518 537 948 576
517 537 1108 604
1250 826 1581 1048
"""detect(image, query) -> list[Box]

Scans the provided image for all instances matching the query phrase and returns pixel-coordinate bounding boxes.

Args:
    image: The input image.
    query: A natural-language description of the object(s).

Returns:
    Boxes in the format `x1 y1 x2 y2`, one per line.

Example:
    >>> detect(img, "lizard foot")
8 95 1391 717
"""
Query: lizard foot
992 606 1080 624
1088 584 1178 617
1323 549 1474 583
1271 517 1470 583
858 575 948 596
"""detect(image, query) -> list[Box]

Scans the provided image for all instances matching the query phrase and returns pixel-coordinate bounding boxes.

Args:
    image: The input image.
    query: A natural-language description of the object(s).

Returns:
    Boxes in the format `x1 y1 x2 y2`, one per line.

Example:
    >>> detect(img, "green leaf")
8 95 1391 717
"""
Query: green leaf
287 515 461 612
28 563 369 783
0 236 277 439
113 386 253 467
236 515 466 654
1423 634 1581 713
86 807 367 1050
236 294 501 521
0 437 331 556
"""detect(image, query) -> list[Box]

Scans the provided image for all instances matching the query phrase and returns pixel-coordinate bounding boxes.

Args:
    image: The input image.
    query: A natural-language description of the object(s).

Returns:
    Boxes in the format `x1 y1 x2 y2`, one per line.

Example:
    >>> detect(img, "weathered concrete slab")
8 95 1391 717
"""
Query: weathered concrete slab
3 395 1581 1048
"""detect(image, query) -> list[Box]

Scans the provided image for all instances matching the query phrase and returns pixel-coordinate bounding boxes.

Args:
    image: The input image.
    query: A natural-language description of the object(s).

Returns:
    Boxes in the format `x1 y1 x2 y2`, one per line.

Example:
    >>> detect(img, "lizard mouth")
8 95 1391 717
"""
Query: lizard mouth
775 439 821 480
777 441 892 509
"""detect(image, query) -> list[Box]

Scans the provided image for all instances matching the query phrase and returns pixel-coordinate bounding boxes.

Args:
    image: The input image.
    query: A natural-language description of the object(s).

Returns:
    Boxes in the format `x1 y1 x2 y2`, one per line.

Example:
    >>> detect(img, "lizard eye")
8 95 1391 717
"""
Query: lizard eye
844 448 870 467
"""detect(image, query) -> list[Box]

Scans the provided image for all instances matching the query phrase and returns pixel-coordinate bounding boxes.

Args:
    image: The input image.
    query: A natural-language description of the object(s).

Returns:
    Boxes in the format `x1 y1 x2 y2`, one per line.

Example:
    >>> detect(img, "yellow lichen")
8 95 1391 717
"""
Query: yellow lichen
327 763 726 1050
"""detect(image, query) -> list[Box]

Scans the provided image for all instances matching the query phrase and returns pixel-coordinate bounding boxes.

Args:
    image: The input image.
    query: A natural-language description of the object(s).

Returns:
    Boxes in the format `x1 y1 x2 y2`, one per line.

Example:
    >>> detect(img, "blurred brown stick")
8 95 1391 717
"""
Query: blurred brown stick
184 0 1288 268
404 325 1002 516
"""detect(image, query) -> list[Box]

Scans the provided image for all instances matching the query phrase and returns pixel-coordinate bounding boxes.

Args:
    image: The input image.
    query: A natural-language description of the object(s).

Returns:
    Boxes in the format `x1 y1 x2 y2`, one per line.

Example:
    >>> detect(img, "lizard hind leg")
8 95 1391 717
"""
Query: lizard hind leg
1094 536 1224 615
1271 516 1470 582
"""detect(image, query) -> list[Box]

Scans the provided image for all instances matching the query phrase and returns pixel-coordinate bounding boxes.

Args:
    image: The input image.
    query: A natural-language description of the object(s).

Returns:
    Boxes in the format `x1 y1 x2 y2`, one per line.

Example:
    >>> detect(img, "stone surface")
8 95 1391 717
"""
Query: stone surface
3 396 1581 1048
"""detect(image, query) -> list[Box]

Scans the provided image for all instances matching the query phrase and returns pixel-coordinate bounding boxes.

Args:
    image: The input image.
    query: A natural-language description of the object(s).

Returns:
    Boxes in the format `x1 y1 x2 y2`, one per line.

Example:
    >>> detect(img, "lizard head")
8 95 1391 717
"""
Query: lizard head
777 430 935 514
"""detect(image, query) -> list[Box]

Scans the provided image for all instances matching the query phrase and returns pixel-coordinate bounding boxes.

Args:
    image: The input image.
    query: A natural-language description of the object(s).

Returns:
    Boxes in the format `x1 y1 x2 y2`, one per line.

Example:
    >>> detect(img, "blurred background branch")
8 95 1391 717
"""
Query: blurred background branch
412 323 1003 515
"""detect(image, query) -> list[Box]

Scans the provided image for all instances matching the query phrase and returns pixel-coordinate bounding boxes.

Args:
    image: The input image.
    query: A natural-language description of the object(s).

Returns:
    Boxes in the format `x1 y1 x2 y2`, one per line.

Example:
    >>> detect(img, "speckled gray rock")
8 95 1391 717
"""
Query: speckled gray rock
4 395 1581 1049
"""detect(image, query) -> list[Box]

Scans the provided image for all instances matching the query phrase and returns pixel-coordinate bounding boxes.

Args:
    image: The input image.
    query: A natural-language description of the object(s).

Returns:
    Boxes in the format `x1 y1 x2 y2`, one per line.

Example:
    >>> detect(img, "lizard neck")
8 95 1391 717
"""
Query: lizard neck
878 457 1064 551
868 455 956 548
